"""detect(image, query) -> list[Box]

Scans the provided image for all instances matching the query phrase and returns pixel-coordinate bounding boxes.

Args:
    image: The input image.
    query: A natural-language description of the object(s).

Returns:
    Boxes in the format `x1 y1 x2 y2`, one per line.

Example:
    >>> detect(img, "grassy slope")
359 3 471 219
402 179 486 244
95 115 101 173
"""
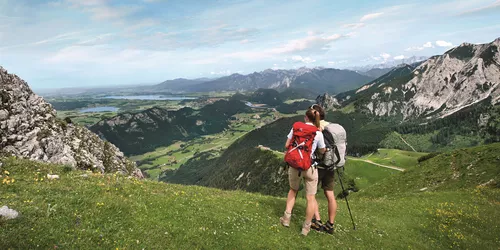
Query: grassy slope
364 148 427 169
2 144 499 249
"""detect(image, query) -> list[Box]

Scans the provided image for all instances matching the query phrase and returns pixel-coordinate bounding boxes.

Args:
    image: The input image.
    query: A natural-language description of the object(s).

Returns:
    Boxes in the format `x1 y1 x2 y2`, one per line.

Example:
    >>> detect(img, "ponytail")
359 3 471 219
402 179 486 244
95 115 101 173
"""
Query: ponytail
305 108 321 129
314 111 320 128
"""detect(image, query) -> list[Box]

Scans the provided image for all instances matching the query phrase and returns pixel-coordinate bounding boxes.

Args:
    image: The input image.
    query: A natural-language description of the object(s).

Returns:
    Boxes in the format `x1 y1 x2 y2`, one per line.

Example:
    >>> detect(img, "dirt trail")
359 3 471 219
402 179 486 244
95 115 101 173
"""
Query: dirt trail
259 146 405 172
398 133 417 152
347 157 405 172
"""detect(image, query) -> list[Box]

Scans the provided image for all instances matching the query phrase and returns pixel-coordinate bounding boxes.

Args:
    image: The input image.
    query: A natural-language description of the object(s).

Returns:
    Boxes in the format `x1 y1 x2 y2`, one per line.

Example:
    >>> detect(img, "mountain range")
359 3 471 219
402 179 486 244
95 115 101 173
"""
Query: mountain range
334 38 500 120
349 56 429 73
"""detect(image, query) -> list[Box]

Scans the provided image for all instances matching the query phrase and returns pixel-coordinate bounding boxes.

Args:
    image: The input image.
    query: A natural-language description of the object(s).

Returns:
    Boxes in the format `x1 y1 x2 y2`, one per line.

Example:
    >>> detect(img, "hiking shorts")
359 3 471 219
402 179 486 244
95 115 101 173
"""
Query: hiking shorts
288 167 318 195
318 168 335 191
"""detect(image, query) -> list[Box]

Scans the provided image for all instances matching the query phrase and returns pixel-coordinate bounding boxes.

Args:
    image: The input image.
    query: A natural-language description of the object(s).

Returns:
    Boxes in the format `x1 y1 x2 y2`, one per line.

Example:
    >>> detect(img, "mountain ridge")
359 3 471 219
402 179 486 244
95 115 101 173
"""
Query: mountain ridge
185 67 373 94
335 38 500 120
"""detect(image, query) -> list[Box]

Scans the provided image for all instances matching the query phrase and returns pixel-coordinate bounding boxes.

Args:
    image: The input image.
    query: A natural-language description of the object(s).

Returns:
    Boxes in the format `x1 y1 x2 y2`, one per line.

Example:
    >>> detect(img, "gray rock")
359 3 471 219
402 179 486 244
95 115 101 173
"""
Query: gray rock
316 93 341 110
0 66 143 178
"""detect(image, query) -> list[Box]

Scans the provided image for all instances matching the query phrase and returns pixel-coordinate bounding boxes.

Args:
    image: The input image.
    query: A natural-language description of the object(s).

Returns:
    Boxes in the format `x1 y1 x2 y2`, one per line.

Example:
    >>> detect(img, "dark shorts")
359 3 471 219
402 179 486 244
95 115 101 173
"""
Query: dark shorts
318 168 335 191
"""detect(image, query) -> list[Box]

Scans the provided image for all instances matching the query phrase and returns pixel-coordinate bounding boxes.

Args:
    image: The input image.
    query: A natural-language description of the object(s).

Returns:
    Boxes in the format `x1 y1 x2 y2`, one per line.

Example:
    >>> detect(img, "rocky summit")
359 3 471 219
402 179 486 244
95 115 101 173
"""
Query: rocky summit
0 67 142 178
316 93 341 111
338 38 500 119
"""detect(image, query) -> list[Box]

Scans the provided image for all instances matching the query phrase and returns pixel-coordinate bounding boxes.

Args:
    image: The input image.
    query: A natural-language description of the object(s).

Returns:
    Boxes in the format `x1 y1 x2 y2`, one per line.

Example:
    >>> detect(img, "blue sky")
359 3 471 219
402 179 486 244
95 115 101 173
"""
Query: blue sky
0 0 499 89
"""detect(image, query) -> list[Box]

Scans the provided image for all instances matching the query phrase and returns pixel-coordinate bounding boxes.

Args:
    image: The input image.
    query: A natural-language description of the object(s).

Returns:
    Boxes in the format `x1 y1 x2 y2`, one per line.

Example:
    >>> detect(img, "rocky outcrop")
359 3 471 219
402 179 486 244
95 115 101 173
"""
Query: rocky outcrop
316 93 340 110
339 38 500 120
0 67 143 178
400 39 500 119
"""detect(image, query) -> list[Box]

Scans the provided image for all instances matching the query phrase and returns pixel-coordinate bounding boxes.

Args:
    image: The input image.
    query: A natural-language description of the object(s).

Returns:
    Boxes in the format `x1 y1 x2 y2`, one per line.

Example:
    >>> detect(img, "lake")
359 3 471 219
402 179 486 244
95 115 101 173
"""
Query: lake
80 106 119 113
104 95 197 100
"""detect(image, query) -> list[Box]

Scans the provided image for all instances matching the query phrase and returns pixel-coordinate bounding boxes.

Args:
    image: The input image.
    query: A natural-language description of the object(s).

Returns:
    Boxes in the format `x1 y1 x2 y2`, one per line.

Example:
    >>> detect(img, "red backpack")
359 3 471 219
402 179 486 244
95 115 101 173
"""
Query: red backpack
284 122 318 172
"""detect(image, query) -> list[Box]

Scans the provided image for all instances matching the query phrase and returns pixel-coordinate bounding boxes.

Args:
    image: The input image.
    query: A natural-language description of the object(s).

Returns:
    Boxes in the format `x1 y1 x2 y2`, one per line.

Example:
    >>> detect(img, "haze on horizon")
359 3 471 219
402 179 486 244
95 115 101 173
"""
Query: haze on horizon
0 0 499 89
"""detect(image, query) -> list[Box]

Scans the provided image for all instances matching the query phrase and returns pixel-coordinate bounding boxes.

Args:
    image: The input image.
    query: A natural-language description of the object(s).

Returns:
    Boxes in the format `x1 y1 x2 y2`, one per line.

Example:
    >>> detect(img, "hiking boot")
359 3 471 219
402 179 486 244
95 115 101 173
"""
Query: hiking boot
323 221 335 234
301 221 312 236
280 212 291 227
311 219 324 232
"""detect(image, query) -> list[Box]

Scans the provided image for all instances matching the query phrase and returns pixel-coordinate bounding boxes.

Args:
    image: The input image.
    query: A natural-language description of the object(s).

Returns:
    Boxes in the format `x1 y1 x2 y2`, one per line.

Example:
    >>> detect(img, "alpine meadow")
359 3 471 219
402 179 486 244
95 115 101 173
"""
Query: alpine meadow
1 0 500 249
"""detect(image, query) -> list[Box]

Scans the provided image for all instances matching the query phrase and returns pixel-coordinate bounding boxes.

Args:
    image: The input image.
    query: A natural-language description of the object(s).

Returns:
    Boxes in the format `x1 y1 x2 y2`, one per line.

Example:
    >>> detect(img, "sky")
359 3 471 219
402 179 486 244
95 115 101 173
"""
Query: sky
0 0 499 89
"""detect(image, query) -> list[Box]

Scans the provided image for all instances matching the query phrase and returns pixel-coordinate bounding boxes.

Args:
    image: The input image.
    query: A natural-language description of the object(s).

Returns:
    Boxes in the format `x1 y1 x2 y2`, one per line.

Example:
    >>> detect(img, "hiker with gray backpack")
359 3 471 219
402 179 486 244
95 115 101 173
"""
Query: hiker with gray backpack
309 104 353 234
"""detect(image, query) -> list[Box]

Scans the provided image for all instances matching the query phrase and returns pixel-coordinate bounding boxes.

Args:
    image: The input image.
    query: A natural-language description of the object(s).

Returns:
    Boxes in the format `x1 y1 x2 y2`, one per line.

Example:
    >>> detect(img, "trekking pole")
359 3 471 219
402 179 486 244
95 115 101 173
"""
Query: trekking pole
336 168 356 230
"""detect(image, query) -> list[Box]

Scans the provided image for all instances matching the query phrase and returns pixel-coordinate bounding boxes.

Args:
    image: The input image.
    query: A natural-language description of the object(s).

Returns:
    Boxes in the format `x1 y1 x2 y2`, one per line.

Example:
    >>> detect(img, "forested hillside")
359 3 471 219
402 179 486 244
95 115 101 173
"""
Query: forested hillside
91 100 251 155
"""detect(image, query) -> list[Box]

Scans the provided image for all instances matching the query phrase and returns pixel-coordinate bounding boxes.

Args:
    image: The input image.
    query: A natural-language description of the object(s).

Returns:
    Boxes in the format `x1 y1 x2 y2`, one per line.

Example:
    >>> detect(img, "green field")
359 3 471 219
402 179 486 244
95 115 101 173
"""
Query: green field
363 148 427 169
1 143 499 249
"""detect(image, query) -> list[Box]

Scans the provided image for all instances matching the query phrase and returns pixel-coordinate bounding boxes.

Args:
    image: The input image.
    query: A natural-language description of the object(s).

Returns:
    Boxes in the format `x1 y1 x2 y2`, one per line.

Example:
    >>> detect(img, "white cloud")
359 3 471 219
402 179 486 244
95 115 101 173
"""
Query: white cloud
423 42 434 48
291 55 316 64
435 40 453 47
394 55 405 60
327 60 347 65
221 33 348 62
405 41 434 51
458 0 500 15
405 46 424 52
272 63 283 70
342 23 366 29
240 39 250 44
210 70 232 75
307 30 323 36
380 53 391 61
360 12 384 22
270 33 345 54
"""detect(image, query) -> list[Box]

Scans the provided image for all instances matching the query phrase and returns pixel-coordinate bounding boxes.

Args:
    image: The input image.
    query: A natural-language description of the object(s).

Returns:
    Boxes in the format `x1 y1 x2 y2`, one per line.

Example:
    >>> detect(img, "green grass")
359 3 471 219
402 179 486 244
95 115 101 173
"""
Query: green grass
344 160 400 189
1 144 499 249
364 148 427 169
380 132 435 152
380 131 487 153
339 102 356 113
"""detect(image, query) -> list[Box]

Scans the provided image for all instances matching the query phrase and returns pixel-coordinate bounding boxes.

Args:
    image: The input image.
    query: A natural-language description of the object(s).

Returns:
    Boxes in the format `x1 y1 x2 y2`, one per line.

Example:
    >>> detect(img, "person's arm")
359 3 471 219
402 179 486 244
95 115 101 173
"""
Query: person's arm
285 128 293 149
316 132 326 154
285 138 291 149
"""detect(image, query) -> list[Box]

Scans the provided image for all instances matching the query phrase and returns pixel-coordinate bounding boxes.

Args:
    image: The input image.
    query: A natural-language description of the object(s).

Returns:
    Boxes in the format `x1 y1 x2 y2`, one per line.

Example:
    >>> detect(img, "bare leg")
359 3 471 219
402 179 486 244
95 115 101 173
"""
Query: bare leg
305 194 317 223
285 189 298 213
324 190 337 223
314 202 321 221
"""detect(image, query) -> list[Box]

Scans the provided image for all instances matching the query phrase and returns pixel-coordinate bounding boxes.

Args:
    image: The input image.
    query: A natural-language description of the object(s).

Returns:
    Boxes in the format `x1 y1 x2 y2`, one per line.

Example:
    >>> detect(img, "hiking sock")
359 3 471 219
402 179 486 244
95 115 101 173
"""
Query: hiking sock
301 221 312 236
280 211 292 227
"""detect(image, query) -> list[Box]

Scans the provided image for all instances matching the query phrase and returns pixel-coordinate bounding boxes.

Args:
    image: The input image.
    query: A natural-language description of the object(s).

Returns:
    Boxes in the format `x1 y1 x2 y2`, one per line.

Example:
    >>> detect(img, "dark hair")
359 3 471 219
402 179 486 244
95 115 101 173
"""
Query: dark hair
305 108 321 129
310 104 325 120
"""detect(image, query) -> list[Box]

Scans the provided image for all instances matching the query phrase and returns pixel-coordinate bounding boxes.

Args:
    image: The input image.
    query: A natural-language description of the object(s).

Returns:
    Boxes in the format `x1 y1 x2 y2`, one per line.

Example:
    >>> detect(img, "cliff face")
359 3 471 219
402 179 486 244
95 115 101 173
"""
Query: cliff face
337 38 500 120
0 67 142 178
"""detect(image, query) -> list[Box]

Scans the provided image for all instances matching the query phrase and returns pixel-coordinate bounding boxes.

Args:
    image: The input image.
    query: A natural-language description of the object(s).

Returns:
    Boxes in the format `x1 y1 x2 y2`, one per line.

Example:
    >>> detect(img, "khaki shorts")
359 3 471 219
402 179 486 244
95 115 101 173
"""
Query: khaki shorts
318 168 335 191
288 167 318 195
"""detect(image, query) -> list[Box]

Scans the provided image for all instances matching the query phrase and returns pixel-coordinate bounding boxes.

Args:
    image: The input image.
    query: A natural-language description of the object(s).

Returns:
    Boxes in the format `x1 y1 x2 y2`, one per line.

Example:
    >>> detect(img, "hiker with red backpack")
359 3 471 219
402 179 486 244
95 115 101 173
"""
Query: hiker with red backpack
280 108 326 236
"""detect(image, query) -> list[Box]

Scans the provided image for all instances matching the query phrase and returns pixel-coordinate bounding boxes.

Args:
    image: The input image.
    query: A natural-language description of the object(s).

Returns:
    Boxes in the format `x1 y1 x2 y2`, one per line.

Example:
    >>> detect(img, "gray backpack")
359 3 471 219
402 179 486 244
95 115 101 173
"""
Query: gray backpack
318 123 347 170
